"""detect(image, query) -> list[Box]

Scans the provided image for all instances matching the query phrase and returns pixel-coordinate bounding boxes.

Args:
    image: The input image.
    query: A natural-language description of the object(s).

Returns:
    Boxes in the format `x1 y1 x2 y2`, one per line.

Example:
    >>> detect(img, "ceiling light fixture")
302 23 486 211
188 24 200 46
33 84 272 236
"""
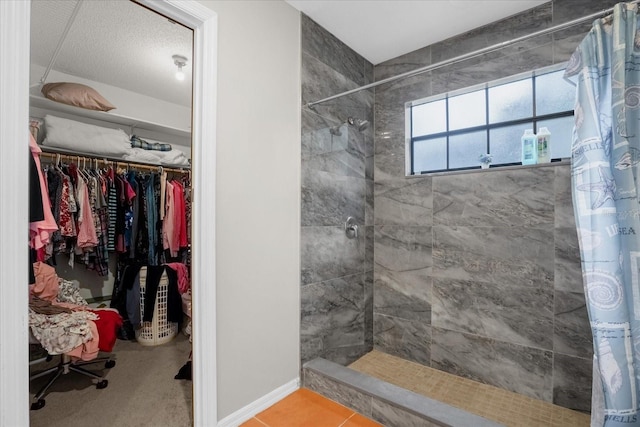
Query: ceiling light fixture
172 55 188 81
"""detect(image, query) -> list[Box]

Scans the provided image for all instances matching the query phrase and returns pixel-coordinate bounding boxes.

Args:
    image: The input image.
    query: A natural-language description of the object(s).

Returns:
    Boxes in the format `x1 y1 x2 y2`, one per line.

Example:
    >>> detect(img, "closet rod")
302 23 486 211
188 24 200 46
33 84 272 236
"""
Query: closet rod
38 150 189 175
305 1 637 109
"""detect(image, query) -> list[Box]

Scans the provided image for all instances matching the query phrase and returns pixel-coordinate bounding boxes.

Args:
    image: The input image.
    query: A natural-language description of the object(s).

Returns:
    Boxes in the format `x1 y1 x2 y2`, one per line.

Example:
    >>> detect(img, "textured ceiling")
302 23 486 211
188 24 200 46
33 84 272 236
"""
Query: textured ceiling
30 0 193 107
285 0 549 65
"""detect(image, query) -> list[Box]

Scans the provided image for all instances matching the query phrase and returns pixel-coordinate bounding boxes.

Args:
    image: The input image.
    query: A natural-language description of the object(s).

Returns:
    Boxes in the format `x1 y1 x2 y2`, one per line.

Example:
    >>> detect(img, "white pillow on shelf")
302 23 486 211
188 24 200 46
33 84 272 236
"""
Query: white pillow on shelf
42 115 134 157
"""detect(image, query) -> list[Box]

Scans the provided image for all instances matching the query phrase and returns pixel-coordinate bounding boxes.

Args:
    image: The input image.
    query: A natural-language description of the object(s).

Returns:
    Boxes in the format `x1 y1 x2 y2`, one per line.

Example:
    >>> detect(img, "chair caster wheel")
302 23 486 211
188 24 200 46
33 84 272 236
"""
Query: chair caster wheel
96 380 108 389
105 360 116 369
31 399 46 410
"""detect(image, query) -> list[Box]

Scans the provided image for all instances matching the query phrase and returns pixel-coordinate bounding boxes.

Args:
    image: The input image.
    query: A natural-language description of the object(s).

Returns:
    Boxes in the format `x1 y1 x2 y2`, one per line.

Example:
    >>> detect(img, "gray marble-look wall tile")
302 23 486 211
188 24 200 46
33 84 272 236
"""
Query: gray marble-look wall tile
555 226 583 294
555 164 575 228
554 290 593 358
302 52 372 125
304 368 373 417
302 168 365 226
375 225 432 274
432 277 553 350
553 353 592 413
374 148 406 181
430 3 552 64
374 45 431 82
374 314 431 366
552 0 619 26
375 72 433 114
371 398 440 427
365 225 374 273
364 59 374 85
432 225 554 288
375 177 433 226
301 226 365 285
374 99 405 156
364 271 374 351
363 126 375 159
374 274 431 325
433 167 555 228
553 25 591 64
303 147 365 180
301 14 367 86
302 109 341 158
301 274 365 364
346 121 368 157
324 344 369 367
551 0 618 64
431 43 554 95
365 155 374 181
374 225 432 322
365 179 374 226
431 327 553 401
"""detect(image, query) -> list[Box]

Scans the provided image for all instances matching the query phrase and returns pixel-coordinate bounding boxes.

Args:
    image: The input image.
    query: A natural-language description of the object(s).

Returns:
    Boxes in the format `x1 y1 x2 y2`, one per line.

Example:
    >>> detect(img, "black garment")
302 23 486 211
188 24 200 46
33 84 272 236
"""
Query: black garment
28 249 37 285
142 265 182 325
174 361 192 380
110 263 142 319
111 262 143 341
29 155 44 223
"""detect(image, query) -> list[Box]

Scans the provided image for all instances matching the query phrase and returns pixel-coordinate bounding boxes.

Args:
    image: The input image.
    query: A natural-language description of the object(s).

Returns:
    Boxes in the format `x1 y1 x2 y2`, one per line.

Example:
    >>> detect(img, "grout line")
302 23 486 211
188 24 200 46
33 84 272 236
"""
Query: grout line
338 412 357 427
252 416 270 427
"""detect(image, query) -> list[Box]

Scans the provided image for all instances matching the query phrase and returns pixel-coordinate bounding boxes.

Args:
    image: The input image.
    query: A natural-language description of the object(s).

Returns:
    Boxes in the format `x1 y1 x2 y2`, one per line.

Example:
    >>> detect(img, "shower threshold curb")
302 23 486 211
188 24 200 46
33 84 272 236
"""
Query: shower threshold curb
303 358 504 427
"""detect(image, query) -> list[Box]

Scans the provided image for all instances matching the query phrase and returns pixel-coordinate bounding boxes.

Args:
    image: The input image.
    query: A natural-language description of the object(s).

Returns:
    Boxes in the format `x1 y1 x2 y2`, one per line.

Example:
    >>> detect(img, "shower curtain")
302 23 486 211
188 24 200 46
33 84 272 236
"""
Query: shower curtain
566 3 640 426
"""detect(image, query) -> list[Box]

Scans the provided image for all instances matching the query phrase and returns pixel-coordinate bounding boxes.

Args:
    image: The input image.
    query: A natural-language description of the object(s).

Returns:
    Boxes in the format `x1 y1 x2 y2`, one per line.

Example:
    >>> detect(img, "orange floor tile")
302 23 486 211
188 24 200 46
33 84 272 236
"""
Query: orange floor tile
240 388 383 427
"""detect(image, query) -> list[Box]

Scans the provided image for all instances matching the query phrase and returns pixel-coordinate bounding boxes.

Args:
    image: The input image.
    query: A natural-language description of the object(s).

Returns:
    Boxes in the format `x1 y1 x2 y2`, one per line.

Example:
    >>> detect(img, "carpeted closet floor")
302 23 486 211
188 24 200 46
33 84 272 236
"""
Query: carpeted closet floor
29 332 193 427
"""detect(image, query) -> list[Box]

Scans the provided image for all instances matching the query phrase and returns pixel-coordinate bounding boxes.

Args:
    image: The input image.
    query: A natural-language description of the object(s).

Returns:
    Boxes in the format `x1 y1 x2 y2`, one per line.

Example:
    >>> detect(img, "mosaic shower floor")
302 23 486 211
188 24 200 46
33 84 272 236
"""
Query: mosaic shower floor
348 350 589 427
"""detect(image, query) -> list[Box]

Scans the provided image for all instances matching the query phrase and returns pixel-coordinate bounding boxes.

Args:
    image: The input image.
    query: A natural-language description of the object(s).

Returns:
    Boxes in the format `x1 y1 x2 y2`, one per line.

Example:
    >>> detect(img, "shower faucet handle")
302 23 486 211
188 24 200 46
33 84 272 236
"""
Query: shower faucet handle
345 216 358 239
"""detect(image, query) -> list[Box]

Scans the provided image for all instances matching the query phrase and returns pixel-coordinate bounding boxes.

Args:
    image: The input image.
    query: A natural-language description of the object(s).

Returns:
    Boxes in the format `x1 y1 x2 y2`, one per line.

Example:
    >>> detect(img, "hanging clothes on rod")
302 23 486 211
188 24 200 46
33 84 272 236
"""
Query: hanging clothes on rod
36 150 191 275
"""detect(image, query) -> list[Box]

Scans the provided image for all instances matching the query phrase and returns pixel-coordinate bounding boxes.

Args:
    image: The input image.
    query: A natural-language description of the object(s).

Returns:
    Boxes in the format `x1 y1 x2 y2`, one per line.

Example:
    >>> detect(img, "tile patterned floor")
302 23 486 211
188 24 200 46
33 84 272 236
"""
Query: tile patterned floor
349 350 590 427
240 388 382 427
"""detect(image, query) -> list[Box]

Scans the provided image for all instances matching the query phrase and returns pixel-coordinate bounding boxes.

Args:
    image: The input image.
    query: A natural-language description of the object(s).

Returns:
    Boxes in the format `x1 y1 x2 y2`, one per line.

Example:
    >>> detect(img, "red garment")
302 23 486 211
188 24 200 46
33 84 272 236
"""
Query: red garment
173 180 188 247
58 174 76 237
88 308 122 353
166 262 190 294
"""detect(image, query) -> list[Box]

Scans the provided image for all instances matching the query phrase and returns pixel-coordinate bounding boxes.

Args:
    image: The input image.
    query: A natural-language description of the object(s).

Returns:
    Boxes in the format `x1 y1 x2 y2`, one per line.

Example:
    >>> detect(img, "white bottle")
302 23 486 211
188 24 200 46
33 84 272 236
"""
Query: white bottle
521 129 538 165
536 127 551 163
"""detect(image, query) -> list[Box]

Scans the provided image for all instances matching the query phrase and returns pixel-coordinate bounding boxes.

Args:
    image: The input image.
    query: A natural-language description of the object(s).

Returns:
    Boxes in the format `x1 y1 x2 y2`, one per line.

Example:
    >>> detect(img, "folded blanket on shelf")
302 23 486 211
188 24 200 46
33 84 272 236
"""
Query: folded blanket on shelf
124 147 190 166
131 135 172 151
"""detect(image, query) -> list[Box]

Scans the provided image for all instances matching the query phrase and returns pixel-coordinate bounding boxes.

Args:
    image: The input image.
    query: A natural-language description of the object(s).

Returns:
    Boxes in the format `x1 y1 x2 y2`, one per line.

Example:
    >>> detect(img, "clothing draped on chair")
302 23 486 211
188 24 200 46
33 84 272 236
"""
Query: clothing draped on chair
566 3 640 426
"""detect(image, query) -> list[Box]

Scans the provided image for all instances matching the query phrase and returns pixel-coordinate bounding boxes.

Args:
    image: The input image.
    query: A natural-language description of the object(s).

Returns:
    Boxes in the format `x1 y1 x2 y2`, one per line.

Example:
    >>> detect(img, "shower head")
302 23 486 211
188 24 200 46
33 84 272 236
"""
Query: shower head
347 117 369 132
329 117 369 136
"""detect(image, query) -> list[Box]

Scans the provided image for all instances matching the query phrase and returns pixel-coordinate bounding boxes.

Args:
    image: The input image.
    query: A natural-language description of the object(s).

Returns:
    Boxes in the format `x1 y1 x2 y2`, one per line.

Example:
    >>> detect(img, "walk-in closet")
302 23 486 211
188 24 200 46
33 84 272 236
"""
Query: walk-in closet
28 1 195 425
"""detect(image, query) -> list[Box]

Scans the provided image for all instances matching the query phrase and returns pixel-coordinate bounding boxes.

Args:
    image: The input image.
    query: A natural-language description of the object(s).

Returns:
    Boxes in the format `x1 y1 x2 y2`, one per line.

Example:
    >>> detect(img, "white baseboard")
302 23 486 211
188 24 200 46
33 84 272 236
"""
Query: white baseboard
217 378 300 427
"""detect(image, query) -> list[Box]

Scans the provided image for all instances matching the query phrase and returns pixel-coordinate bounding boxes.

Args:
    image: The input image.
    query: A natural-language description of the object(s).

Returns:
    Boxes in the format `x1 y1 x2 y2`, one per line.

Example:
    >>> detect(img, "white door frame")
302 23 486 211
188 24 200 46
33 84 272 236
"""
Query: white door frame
0 1 218 425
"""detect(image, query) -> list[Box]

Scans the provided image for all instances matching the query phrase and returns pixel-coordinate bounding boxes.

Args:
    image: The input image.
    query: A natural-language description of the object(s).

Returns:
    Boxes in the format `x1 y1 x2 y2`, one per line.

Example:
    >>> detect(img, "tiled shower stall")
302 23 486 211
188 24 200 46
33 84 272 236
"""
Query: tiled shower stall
301 0 617 413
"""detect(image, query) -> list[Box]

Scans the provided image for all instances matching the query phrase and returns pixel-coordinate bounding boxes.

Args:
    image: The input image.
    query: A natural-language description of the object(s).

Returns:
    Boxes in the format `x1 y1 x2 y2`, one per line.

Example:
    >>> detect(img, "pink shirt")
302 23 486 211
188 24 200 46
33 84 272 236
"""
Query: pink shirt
29 134 58 250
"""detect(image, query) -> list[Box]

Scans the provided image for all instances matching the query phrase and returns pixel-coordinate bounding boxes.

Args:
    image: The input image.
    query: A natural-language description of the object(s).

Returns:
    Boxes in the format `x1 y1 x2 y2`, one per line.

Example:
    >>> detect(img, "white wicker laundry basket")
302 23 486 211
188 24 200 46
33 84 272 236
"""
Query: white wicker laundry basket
136 266 178 346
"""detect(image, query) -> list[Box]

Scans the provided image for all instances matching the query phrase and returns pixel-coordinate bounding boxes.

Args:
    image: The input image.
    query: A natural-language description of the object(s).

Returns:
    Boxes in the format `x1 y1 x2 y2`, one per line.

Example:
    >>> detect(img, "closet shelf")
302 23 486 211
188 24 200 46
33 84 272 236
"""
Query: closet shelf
29 94 191 139
38 145 191 171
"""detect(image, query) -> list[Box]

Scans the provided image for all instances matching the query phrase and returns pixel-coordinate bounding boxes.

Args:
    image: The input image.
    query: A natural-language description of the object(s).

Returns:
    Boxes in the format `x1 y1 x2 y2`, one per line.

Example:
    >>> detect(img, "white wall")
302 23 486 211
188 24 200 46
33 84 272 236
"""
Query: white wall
196 0 301 420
